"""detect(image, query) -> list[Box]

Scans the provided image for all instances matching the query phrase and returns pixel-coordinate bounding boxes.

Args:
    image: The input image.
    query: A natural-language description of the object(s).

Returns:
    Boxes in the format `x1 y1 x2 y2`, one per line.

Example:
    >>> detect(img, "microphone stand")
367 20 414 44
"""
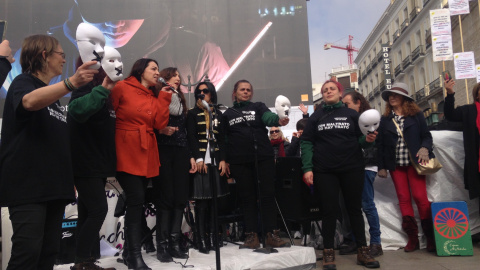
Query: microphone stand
203 100 222 269
227 106 277 254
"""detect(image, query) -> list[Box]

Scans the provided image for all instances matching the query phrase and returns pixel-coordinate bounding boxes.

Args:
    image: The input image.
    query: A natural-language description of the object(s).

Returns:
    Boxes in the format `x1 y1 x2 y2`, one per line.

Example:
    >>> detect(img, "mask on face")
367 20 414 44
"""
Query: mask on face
275 95 291 119
102 46 123 81
358 109 381 136
76 23 106 69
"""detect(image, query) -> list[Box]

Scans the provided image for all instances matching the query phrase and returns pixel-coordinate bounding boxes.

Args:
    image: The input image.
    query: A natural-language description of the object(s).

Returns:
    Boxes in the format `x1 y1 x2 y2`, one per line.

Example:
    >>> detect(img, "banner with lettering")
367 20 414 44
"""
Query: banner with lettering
381 44 392 90
454 51 476 79
432 35 454 62
448 0 470 16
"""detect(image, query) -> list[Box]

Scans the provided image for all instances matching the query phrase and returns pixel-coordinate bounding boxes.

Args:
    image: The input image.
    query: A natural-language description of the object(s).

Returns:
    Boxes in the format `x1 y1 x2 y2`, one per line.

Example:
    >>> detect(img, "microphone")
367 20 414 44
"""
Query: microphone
158 77 178 94
212 104 228 110
201 100 210 110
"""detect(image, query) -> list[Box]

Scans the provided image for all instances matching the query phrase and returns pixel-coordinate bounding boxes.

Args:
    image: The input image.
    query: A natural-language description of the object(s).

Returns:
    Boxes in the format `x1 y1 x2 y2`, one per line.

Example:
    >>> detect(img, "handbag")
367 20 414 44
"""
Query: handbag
392 118 442 175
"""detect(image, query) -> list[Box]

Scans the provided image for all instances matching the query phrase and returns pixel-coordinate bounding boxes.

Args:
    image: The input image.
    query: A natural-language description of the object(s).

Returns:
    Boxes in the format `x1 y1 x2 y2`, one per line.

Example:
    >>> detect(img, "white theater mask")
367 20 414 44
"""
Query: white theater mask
76 23 106 69
102 46 123 81
275 95 291 119
358 109 381 136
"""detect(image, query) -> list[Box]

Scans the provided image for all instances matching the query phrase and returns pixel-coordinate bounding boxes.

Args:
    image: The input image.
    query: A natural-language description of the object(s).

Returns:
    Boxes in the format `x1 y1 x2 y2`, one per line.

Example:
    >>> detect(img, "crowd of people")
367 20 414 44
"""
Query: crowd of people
0 33 479 270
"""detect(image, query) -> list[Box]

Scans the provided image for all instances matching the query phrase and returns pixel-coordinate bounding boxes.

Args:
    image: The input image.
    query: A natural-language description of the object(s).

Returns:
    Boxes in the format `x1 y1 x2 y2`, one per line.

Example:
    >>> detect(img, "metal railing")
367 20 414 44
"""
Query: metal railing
377 50 383 63
368 92 374 100
374 85 380 95
379 80 386 90
423 0 431 6
401 18 409 33
402 55 411 70
411 45 425 62
366 63 372 74
415 88 425 101
410 7 419 23
394 64 403 76
393 29 400 43
429 77 441 93
425 29 431 49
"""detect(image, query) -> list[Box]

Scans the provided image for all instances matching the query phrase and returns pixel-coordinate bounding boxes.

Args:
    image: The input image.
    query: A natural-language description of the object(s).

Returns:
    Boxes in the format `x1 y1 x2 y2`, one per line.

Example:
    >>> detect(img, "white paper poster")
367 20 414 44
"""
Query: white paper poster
432 35 454 62
448 0 470 16
476 65 480 83
430 9 452 37
454 52 476 79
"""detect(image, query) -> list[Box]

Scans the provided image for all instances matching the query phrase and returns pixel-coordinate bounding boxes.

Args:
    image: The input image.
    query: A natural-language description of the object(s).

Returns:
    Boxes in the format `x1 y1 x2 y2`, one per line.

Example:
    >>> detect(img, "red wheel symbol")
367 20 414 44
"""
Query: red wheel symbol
434 208 468 239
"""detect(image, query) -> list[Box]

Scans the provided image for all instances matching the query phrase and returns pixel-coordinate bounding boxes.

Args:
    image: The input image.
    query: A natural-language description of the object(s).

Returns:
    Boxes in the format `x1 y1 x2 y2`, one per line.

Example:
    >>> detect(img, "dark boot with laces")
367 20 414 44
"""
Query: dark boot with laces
322 248 336 270
357 246 380 268
265 229 291 248
239 232 260 249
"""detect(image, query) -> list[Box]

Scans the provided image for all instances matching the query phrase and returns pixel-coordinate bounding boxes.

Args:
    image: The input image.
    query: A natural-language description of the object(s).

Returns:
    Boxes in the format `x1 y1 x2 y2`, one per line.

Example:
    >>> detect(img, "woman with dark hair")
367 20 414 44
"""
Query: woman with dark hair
221 79 291 249
342 91 383 257
376 82 435 253
186 81 229 254
152 67 197 262
111 58 171 270
67 58 117 270
301 80 379 269
0 34 97 270
444 79 480 229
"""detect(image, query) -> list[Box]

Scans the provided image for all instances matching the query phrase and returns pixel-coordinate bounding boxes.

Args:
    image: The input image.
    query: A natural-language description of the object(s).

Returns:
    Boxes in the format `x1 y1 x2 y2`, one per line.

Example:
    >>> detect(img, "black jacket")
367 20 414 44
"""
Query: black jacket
377 111 434 171
0 58 11 86
444 93 480 199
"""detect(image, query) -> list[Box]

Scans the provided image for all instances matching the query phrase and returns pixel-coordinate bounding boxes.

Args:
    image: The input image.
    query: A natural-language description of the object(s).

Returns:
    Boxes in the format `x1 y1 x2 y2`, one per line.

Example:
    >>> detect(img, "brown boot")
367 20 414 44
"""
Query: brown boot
421 218 436 252
239 232 260 249
402 216 419 252
369 243 383 257
357 246 380 268
265 230 291 248
322 248 336 270
70 257 116 270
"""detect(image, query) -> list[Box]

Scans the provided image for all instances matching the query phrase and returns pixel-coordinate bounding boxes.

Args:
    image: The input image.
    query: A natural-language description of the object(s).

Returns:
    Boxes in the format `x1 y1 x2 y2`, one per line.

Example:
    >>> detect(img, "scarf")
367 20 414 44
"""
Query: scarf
476 101 480 172
197 99 213 131
270 138 285 158
169 93 183 116
322 101 343 112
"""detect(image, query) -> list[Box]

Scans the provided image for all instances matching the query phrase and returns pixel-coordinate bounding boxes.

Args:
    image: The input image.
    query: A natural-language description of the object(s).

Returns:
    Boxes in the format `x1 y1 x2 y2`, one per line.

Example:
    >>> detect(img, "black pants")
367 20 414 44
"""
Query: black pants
116 172 149 249
229 158 277 233
152 145 190 211
74 177 108 259
7 201 65 270
314 169 366 249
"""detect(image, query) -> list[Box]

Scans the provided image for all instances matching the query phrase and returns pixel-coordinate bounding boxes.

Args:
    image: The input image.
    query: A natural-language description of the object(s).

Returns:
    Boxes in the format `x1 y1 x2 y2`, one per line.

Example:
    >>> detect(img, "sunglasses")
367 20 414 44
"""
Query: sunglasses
199 89 209 94
270 130 280 134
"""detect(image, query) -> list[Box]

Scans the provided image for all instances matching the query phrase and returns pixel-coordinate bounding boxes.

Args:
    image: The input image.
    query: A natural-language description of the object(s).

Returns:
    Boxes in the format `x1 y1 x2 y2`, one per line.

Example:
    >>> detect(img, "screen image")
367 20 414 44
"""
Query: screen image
0 0 311 112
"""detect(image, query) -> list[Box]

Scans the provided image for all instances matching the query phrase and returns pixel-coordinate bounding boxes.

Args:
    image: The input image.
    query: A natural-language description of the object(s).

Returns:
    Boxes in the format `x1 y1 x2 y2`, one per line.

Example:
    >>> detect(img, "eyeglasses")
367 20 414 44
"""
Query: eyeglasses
199 89 209 94
270 130 280 134
53 51 66 59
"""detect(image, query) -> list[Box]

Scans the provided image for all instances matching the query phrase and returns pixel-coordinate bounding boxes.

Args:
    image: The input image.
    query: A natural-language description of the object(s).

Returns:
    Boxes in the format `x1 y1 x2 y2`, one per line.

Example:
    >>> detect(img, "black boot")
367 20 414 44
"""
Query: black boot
121 236 129 266
194 206 209 254
168 209 188 259
141 218 156 253
156 210 173 263
125 221 152 269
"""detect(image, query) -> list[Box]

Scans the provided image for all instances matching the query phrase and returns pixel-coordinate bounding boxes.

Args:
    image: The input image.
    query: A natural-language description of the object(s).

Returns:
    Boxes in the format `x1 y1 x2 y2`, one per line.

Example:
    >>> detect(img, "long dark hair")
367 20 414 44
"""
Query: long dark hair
157 67 187 115
343 91 371 114
128 58 158 91
194 81 217 104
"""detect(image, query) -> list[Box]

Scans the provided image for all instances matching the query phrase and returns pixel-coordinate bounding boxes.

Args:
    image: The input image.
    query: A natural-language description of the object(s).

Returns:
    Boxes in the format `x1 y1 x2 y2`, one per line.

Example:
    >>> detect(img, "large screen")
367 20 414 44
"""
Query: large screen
0 0 311 111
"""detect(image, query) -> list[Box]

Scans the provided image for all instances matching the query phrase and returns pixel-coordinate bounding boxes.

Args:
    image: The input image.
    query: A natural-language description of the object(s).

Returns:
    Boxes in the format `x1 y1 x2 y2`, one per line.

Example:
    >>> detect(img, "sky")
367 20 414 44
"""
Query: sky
306 0 391 84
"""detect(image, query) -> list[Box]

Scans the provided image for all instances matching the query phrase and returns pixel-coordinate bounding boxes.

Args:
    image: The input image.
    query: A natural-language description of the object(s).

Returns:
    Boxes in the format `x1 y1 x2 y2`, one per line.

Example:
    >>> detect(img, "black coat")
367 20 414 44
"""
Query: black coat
0 58 11 86
377 111 434 171
444 93 480 199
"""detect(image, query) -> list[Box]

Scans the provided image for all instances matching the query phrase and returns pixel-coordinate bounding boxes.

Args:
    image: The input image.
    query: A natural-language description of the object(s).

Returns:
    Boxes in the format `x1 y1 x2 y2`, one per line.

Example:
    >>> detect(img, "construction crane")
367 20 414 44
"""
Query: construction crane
324 35 359 66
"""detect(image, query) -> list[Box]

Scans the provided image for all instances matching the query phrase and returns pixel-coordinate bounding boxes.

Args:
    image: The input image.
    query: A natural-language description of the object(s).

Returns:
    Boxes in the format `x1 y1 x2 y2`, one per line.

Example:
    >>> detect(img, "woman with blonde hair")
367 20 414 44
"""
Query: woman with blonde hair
376 82 435 252
269 126 290 160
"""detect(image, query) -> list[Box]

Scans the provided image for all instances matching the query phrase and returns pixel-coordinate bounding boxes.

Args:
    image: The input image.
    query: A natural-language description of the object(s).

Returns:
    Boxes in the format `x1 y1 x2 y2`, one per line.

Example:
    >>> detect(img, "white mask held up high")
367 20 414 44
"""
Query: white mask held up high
76 23 105 69
275 95 291 119
102 46 123 81
358 109 381 136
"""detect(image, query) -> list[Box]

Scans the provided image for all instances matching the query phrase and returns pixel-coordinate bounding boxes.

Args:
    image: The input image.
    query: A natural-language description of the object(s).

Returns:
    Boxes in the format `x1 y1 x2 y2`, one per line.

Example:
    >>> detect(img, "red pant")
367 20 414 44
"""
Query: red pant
390 166 431 219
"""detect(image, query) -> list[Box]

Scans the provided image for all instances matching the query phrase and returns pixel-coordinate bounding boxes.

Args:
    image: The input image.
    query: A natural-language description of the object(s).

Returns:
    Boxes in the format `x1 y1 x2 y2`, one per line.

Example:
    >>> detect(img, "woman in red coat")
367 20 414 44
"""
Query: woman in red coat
111 58 171 270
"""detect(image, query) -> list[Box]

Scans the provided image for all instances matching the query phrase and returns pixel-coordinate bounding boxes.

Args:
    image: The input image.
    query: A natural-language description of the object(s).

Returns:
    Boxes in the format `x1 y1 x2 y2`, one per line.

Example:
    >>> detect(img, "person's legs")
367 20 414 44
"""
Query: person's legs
37 201 67 270
390 167 415 217
74 177 108 261
117 171 151 269
315 172 341 250
362 170 381 245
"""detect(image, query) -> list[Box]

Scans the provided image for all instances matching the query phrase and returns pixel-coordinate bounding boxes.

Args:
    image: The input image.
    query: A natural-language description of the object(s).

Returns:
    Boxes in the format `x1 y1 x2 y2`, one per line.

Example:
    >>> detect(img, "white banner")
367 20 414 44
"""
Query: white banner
432 35 454 62
448 0 470 16
430 9 452 37
476 64 480 83
454 51 476 79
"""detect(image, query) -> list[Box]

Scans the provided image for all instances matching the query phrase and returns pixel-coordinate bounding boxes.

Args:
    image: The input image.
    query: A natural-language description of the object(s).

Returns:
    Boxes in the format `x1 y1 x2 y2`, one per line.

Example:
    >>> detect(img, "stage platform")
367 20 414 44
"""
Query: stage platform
53 243 317 270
